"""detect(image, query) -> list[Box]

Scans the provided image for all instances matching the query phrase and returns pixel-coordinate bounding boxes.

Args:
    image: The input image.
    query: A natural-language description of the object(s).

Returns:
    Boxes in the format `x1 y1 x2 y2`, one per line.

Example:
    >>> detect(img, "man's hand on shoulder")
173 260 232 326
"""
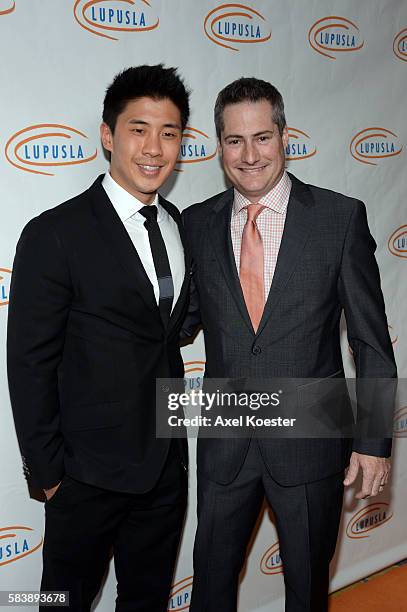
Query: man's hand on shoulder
344 452 390 499
44 481 61 501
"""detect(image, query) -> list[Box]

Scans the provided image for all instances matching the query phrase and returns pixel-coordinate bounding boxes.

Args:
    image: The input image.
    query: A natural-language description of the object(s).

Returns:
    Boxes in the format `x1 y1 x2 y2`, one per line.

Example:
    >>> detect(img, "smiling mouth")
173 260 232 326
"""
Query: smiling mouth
238 166 267 173
137 163 163 176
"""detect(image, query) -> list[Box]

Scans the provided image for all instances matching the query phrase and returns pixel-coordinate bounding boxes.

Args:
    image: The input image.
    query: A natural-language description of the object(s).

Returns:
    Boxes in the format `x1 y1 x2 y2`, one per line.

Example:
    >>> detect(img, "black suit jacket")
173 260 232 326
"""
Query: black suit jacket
182 173 397 486
7 175 189 494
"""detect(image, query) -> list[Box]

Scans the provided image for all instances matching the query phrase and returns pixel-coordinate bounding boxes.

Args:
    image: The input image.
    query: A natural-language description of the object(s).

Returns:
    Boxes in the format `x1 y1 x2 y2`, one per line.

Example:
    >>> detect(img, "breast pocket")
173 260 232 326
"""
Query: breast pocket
296 260 338 301
301 260 333 281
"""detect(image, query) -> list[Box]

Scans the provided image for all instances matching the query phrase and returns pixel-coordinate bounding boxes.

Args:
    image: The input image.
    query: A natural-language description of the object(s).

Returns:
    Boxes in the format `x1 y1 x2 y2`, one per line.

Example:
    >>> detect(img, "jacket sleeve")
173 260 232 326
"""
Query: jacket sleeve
337 201 397 458
7 216 72 489
180 209 202 340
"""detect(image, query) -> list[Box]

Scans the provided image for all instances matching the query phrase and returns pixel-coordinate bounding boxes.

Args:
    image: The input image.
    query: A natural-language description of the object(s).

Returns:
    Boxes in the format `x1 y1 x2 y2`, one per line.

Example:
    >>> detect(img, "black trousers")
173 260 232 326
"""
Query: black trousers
41 442 187 612
190 439 344 612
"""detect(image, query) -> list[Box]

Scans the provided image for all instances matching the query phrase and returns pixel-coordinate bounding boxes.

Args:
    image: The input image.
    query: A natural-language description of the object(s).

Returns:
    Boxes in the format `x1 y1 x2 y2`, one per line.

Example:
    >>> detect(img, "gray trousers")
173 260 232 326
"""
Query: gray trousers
190 439 344 612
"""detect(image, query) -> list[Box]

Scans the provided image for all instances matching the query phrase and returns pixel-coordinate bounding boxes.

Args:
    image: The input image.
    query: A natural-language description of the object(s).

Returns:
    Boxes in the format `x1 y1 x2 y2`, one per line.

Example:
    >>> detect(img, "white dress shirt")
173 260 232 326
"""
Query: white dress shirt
102 172 185 311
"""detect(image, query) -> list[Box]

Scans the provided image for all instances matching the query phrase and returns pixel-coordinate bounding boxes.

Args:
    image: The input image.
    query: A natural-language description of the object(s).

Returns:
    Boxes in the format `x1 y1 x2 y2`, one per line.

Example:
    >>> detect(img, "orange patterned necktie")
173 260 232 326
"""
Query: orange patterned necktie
239 204 265 332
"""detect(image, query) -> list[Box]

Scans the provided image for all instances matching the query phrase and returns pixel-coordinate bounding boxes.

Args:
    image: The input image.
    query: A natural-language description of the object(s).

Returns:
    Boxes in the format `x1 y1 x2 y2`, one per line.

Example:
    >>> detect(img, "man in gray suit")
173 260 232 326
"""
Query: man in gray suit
181 78 396 611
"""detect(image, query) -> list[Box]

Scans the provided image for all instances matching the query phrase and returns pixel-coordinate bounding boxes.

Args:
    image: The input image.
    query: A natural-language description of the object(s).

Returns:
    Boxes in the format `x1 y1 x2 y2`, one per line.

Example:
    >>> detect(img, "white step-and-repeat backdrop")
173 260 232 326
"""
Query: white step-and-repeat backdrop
0 1 406 610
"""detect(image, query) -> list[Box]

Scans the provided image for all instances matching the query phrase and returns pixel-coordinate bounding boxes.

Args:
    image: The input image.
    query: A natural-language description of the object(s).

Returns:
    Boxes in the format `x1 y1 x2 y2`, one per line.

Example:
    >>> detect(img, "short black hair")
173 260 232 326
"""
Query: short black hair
103 64 190 133
214 77 286 139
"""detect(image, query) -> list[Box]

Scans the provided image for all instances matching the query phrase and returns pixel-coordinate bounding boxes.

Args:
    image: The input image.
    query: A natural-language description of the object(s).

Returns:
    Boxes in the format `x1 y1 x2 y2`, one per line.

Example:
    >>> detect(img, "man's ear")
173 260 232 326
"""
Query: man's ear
100 122 113 153
282 125 289 149
217 139 223 159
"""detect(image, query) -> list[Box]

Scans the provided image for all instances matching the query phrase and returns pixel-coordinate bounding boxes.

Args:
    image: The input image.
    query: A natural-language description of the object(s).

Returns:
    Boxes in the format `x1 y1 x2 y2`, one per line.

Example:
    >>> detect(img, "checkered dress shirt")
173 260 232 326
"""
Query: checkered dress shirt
231 171 292 300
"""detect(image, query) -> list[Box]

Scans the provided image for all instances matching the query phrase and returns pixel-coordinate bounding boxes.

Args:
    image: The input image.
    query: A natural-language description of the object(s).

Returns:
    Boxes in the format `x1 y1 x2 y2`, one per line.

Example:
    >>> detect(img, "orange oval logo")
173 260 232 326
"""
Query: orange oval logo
0 526 43 566
394 406 407 437
5 124 98 176
0 268 11 307
183 360 205 375
0 1 15 15
388 225 407 258
184 360 205 392
74 0 159 41
176 127 217 172
308 16 364 60
346 503 393 539
260 541 283 575
350 128 402 166
168 576 193 611
204 4 271 52
286 128 317 161
393 27 407 62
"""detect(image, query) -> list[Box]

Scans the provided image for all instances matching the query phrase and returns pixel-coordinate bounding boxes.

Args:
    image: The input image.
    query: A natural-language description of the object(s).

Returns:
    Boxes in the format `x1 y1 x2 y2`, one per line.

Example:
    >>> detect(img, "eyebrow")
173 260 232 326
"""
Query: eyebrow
128 119 181 129
224 129 274 139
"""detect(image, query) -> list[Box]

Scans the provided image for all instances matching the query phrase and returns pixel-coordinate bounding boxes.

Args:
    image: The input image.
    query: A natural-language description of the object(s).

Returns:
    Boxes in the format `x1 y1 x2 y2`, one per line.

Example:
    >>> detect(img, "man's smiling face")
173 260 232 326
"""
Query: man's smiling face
218 99 288 202
100 96 182 204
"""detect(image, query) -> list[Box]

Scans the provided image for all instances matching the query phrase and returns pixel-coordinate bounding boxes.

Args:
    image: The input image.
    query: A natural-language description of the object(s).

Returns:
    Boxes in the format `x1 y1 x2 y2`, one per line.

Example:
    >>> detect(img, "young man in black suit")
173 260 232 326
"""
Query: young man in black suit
7 64 191 612
182 78 396 611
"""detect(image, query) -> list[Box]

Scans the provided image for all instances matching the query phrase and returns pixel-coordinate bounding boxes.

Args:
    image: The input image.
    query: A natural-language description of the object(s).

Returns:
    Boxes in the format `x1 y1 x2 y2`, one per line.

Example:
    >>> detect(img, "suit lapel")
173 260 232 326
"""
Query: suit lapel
209 189 254 334
256 173 315 336
159 195 191 335
89 176 161 320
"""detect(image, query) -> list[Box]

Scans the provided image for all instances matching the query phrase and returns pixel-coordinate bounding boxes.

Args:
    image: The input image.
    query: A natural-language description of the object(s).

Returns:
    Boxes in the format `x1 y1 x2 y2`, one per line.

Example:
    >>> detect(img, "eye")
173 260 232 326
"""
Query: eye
131 128 144 134
162 131 177 139
227 138 241 146
258 135 270 142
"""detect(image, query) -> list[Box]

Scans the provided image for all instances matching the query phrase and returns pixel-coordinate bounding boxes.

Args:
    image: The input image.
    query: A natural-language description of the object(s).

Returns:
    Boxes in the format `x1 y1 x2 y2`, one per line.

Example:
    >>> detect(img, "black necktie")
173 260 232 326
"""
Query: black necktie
139 205 174 327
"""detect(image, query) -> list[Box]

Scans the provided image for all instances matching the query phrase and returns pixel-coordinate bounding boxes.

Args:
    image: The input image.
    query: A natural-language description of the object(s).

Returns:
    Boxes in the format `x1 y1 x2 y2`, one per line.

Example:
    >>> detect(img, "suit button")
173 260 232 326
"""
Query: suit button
252 345 261 355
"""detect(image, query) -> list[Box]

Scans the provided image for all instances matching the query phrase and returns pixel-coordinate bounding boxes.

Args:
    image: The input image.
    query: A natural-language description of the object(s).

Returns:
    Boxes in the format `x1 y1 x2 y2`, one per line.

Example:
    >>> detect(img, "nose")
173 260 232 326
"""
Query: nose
241 140 260 165
142 131 162 157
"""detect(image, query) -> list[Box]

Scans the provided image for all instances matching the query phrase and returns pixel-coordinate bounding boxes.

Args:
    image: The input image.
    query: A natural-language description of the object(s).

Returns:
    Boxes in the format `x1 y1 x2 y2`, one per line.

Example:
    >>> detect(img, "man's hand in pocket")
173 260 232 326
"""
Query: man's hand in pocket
44 482 61 501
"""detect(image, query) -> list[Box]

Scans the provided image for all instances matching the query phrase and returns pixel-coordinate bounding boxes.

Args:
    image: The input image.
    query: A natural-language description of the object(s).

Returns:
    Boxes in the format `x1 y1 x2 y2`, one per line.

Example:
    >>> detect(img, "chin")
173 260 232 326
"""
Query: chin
242 183 267 194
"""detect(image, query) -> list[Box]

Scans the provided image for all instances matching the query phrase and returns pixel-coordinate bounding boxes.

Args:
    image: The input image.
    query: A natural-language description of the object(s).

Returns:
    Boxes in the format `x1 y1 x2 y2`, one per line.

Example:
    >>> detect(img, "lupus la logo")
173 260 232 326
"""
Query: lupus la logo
346 503 393 539
0 526 43 566
0 268 11 306
176 127 217 172
5 124 97 176
308 16 364 60
350 128 402 166
394 406 407 437
388 225 407 259
285 128 317 161
393 28 407 62
260 541 283 575
168 576 193 611
74 0 158 41
204 4 271 52
183 360 205 392
0 0 15 15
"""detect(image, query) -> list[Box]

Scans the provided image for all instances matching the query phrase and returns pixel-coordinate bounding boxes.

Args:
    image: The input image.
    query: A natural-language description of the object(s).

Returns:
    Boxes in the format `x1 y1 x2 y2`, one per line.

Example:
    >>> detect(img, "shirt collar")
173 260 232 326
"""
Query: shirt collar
102 172 160 223
232 170 291 216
